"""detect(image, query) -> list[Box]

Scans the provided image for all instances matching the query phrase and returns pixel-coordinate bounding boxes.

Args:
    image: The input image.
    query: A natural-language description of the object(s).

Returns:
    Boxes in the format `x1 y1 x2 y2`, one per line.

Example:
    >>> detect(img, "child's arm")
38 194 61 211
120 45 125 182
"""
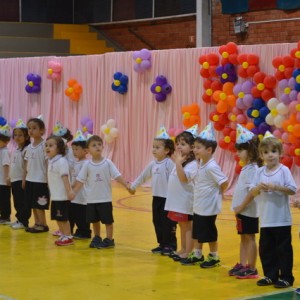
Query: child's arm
73 180 84 194
3 165 10 186
220 180 228 194
62 175 75 200
115 175 135 194
263 183 296 195
173 150 188 183
233 192 254 215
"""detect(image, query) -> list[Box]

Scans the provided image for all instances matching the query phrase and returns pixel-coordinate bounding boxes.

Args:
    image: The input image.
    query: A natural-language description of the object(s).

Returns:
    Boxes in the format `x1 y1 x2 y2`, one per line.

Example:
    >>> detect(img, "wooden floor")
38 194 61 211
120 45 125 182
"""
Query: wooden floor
1 183 300 300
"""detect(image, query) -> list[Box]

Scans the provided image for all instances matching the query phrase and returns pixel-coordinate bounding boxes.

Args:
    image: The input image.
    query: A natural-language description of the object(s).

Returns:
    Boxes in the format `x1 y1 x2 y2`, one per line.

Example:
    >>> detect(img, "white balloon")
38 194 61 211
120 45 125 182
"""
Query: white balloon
105 135 114 143
110 128 119 138
274 115 285 128
267 97 279 110
277 103 289 115
265 113 274 126
106 119 116 128
100 124 107 133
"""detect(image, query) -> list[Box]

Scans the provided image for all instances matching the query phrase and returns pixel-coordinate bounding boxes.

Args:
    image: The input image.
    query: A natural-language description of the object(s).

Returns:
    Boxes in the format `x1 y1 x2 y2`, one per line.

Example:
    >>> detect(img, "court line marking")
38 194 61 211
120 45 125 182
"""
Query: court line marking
232 288 295 300
0 295 16 300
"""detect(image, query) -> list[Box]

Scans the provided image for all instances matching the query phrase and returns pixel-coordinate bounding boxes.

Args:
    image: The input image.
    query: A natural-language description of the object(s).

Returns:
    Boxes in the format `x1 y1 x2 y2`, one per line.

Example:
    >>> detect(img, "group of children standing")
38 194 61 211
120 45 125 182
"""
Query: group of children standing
0 116 297 289
130 123 297 289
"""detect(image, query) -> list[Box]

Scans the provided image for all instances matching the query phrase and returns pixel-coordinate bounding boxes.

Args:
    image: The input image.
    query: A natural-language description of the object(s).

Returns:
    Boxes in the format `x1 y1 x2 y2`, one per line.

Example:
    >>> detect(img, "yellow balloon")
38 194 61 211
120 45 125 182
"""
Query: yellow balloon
220 92 227 100
270 108 278 117
222 51 229 58
284 87 291 94
296 51 300 58
296 104 300 112
257 83 265 91
135 57 142 64
212 115 219 122
295 148 300 156
221 73 228 79
278 65 285 72
155 86 161 93
202 62 209 69
28 81 34 87
206 88 213 96
183 112 190 119
48 68 53 75
296 75 300 84
287 125 293 132
238 92 245 99
82 126 87 133
224 136 231 143
242 62 248 69
114 80 121 87
251 110 259 118
104 127 110 135
68 87 73 93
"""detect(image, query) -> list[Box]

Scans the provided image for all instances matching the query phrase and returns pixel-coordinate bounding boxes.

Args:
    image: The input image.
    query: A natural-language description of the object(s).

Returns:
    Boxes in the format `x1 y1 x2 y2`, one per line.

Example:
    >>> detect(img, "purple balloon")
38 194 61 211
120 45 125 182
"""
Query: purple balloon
224 63 235 74
155 93 166 102
258 122 271 134
251 127 259 135
281 94 291 105
132 51 140 60
216 66 223 76
162 84 172 94
278 79 288 90
141 60 151 70
25 85 32 93
81 117 90 126
243 94 254 107
133 64 142 73
242 80 253 94
156 75 167 86
140 49 151 60
288 77 296 88
233 83 242 95
150 84 157 93
236 98 247 110
289 90 298 101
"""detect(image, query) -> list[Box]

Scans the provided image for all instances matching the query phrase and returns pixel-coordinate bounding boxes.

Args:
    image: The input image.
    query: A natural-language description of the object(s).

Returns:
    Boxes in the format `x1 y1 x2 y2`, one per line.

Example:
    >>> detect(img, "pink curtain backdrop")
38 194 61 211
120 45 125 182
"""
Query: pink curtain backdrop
0 43 299 197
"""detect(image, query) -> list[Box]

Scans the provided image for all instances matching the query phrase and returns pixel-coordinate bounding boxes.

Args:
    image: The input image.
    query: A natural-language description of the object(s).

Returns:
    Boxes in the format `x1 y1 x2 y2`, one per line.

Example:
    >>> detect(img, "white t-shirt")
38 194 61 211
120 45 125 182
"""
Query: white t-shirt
70 159 88 205
47 155 70 201
131 157 174 198
76 158 121 204
251 164 297 228
193 158 228 216
25 141 47 183
165 160 198 215
0 147 10 185
10 146 28 182
231 163 258 218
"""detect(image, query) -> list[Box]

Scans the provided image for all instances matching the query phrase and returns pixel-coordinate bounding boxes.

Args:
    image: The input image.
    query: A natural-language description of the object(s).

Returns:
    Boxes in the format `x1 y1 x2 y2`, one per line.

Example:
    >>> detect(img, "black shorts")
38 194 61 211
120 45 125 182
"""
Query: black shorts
236 214 259 234
86 202 114 224
25 181 50 210
51 201 70 221
192 214 218 243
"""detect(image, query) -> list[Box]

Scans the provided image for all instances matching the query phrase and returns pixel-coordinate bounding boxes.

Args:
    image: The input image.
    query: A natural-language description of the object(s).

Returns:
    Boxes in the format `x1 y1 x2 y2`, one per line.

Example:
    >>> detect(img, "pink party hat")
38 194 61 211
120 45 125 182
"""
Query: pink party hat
236 124 255 144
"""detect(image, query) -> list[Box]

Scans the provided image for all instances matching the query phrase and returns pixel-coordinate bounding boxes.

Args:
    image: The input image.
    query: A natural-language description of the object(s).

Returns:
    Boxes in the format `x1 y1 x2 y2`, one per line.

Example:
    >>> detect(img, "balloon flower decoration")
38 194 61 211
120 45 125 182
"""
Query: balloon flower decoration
80 116 93 136
132 49 151 73
25 73 41 93
100 119 119 144
47 61 62 81
0 116 7 126
181 103 200 128
151 75 172 102
65 79 83 102
112 72 128 95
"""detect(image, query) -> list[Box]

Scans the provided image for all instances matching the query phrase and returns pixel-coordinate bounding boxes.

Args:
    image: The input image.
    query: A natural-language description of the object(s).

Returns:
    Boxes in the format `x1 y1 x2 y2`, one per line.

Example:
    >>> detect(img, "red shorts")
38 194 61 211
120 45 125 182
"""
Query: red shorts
167 211 189 222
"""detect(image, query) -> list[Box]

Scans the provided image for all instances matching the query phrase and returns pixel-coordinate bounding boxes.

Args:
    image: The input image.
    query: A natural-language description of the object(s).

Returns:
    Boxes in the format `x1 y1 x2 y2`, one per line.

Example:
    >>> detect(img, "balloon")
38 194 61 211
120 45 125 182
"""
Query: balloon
151 75 172 102
112 72 128 94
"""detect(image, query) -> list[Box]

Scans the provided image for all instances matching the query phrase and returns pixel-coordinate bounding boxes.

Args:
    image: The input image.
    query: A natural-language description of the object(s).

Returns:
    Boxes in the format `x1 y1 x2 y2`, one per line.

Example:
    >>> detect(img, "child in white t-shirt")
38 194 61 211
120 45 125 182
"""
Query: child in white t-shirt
73 135 131 249
192 123 228 268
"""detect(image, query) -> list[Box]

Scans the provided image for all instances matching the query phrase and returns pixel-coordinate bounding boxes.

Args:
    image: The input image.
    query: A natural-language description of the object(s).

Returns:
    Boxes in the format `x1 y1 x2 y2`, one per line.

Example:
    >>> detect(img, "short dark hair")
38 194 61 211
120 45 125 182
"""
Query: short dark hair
27 118 45 130
46 135 66 156
71 140 87 148
0 134 10 143
86 135 103 147
154 138 175 156
194 137 217 154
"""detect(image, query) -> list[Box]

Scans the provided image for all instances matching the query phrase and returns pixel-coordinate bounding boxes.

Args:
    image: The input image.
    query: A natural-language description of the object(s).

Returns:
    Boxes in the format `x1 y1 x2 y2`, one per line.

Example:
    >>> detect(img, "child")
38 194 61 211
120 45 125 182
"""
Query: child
0 123 11 224
25 117 50 233
9 119 31 229
192 123 228 268
250 132 296 288
45 135 74 246
130 126 177 254
69 130 91 239
165 125 198 260
229 124 262 279
73 135 130 249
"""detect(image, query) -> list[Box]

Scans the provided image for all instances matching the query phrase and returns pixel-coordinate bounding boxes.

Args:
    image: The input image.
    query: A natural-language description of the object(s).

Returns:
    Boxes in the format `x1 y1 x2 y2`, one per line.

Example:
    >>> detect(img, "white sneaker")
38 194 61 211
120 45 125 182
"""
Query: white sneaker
11 221 25 229
10 221 18 227
0 219 11 225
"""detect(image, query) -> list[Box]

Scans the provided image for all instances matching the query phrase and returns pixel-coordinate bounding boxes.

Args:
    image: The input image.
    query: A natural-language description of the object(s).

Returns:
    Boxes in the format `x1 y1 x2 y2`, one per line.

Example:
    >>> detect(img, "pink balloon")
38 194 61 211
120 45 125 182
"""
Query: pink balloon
281 132 289 143
168 128 175 136
236 114 247 124
273 129 282 138
243 94 253 107
289 101 297 113
236 98 247 110
283 143 290 155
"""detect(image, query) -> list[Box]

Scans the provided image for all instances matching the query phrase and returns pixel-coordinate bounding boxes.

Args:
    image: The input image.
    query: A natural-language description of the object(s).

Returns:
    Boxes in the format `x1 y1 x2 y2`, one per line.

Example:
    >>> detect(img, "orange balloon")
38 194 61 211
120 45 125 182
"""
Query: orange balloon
190 103 199 115
181 106 189 114
213 90 221 102
183 118 192 128
223 82 234 95
227 94 236 107
217 101 228 113
68 79 77 86
289 133 297 144
245 122 255 130
293 124 300 137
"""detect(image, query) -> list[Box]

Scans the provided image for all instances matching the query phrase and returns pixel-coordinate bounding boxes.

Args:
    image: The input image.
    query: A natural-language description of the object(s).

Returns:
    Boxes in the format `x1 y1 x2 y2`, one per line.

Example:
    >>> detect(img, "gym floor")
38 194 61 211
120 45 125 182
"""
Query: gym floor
1 183 300 300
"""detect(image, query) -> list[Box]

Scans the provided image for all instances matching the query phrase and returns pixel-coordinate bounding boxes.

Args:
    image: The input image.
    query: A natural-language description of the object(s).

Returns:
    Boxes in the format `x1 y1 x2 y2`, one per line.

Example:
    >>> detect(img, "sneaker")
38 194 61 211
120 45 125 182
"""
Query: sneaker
26 224 49 233
89 236 103 248
0 218 11 225
151 246 163 254
181 252 205 265
73 233 91 240
295 287 300 294
161 247 174 256
52 230 62 237
11 221 25 229
55 236 74 246
97 237 115 249
235 267 259 279
228 263 244 276
274 279 292 288
200 253 220 268
256 277 273 286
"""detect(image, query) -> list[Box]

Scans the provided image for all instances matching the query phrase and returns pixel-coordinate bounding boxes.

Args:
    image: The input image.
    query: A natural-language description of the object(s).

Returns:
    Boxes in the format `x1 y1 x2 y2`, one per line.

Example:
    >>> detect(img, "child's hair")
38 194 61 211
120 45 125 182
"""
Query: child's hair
86 135 103 148
194 137 218 154
235 135 263 167
0 134 10 143
71 140 87 148
54 129 73 142
27 118 45 131
46 135 66 156
175 131 195 167
259 137 283 156
13 127 31 150
154 138 175 156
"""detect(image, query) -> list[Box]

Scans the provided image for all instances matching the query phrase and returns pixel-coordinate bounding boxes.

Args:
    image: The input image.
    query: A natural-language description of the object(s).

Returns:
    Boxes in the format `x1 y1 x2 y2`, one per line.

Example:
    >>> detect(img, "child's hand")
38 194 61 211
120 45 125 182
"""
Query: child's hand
233 205 243 215
172 150 186 165
67 190 76 200
126 182 135 195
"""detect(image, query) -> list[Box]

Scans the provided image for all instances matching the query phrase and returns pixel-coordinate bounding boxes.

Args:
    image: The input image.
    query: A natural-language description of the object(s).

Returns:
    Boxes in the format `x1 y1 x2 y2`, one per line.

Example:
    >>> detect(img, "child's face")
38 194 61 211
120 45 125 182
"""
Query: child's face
260 146 280 169
13 129 26 147
45 138 58 159
175 138 192 156
152 140 169 161
72 145 87 160
88 140 103 158
27 121 44 139
193 141 211 161
237 149 248 163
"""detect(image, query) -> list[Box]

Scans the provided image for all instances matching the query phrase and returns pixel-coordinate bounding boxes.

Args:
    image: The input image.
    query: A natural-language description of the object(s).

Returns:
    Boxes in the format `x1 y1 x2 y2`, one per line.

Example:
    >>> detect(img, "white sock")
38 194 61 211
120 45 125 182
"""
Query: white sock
210 251 218 257
193 249 202 257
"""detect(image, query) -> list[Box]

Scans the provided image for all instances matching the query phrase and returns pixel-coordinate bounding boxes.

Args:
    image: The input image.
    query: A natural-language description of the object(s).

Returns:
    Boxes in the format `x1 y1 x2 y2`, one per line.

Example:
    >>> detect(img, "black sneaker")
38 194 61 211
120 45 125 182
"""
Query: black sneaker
274 279 292 288
161 247 175 256
181 252 204 265
89 236 102 248
200 253 220 268
97 237 115 249
228 263 243 276
151 246 163 254
73 233 91 240
256 277 273 286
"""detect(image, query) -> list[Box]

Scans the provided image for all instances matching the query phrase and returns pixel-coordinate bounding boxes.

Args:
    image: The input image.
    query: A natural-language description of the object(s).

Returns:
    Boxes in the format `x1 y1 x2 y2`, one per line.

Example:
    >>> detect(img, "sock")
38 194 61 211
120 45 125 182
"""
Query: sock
210 251 218 257
193 249 202 257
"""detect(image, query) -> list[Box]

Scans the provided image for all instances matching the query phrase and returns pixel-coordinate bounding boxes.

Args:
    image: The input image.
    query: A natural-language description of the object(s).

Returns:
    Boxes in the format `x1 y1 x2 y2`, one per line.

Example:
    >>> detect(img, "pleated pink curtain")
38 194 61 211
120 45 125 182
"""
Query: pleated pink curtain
0 43 299 196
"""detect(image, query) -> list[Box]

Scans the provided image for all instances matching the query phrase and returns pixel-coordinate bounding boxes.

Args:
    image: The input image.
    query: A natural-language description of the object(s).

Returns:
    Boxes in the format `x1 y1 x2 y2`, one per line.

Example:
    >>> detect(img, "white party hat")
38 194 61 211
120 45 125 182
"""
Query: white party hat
15 119 27 129
198 122 216 141
73 129 86 142
236 124 255 144
185 124 198 137
53 121 67 137
263 130 275 140
156 126 170 139
0 124 11 137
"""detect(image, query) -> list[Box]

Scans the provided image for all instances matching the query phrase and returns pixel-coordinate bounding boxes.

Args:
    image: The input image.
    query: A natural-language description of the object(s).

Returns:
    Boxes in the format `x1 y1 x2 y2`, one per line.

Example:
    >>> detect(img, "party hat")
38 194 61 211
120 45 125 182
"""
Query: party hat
236 124 255 144
156 126 170 139
0 124 11 137
263 130 275 140
198 122 216 141
53 121 67 137
73 129 86 142
15 119 27 129
185 124 198 137
86 133 93 140
37 114 44 121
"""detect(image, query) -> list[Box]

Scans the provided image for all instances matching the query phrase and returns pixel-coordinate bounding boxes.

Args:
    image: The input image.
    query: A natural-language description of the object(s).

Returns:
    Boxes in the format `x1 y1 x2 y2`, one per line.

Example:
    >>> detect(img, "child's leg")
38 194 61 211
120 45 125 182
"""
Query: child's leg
244 234 257 269
58 220 71 236
32 208 39 224
105 223 113 240
92 222 101 237
240 234 248 266
0 185 11 221
36 209 47 226
181 221 193 256
152 197 163 246
178 222 186 254
208 241 218 253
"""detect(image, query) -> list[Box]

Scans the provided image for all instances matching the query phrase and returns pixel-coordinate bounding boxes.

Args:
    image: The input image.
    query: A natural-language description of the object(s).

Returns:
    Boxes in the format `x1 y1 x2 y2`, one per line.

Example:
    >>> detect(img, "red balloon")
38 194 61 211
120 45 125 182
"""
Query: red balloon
264 75 276 89
211 80 223 91
203 79 212 89
247 65 259 77
227 42 238 54
235 164 242 174
282 55 295 67
219 139 229 149
272 57 282 68
214 122 225 131
219 112 229 125
281 156 293 169
261 89 275 101
253 72 265 84
248 54 259 65
294 156 300 167
222 127 232 136
237 54 247 64
238 68 248 78
207 53 219 65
